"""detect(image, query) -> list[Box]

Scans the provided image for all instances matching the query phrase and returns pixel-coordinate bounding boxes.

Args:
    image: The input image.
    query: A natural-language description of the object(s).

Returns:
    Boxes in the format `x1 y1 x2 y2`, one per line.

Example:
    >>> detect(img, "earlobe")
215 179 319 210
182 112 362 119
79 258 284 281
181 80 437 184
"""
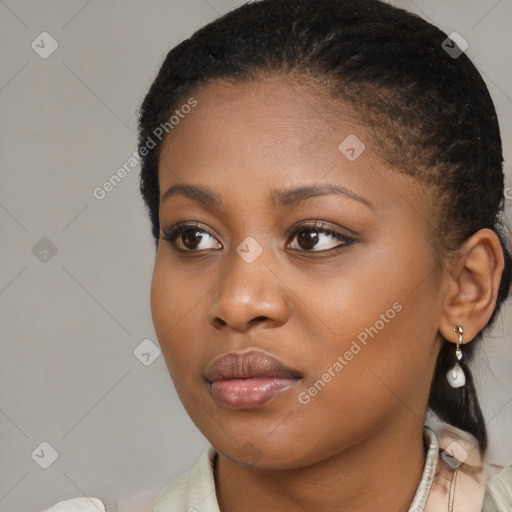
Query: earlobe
439 228 505 343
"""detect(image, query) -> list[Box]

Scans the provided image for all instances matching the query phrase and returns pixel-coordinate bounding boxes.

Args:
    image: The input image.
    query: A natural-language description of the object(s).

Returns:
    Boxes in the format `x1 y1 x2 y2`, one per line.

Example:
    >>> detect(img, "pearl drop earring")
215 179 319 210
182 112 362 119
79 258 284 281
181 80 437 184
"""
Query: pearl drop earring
447 325 466 388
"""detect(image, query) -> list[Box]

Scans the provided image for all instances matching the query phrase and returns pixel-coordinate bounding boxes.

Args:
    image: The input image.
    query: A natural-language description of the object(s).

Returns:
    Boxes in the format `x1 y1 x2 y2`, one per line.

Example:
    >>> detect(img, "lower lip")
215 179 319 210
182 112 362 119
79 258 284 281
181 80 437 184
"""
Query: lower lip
210 377 298 409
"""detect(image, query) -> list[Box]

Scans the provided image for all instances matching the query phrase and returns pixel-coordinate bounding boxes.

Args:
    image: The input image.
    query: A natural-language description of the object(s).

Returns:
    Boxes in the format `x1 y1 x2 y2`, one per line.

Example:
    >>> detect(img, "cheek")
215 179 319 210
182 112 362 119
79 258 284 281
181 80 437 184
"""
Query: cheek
149 249 221 391
305 249 442 419
301 234 441 380
150 252 196 373
150 259 219 429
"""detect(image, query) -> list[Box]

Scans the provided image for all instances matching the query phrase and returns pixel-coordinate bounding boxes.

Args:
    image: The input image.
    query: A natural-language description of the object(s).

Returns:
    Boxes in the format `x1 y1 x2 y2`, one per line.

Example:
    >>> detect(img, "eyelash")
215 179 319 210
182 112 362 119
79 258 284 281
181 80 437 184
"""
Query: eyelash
159 220 356 255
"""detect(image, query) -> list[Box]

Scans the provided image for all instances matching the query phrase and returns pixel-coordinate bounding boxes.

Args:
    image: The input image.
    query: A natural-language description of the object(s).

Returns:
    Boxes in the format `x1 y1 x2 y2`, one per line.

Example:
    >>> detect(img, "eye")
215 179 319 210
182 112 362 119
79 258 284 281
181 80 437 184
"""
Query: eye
287 222 355 252
159 222 222 252
159 220 355 254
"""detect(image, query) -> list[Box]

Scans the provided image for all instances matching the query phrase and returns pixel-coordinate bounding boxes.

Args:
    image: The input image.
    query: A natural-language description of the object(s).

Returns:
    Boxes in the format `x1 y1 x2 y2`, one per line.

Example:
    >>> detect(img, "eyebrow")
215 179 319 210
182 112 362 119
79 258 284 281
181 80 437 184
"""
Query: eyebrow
160 183 373 210
271 183 373 209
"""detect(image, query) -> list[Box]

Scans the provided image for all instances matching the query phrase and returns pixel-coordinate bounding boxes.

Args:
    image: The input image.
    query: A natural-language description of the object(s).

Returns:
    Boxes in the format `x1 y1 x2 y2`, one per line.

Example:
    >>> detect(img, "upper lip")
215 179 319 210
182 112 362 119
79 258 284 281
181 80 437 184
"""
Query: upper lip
205 350 303 382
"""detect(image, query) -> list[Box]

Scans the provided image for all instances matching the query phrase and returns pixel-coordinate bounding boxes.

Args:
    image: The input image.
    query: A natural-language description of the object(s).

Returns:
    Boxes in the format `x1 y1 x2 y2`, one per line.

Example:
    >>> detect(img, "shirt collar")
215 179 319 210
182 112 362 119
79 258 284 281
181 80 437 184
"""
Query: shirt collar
408 426 440 511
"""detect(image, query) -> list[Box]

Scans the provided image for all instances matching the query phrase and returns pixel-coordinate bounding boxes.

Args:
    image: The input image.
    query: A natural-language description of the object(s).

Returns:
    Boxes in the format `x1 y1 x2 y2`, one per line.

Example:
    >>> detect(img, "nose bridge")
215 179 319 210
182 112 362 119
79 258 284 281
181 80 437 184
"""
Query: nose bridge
210 236 288 329
222 236 271 301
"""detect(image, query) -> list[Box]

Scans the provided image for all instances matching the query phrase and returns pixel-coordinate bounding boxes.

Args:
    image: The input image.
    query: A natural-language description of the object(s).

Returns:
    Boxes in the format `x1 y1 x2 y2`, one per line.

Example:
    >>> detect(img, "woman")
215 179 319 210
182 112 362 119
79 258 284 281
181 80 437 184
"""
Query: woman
135 0 512 510
47 0 511 510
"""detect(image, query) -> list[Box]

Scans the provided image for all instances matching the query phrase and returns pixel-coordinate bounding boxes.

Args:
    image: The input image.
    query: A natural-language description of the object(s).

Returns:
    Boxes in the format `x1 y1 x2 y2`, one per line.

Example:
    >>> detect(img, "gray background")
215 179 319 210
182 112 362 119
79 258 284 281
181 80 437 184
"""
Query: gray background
1 1 511 511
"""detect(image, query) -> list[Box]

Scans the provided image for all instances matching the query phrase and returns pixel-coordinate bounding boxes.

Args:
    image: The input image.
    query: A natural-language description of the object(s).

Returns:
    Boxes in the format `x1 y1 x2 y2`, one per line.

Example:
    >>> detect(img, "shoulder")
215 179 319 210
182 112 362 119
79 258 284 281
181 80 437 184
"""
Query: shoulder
150 445 219 512
482 465 512 512
422 415 510 512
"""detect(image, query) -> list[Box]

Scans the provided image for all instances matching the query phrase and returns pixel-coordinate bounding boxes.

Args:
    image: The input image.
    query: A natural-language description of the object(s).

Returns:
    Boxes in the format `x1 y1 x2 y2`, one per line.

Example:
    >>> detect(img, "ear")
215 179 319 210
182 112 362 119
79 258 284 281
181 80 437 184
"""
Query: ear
439 229 505 344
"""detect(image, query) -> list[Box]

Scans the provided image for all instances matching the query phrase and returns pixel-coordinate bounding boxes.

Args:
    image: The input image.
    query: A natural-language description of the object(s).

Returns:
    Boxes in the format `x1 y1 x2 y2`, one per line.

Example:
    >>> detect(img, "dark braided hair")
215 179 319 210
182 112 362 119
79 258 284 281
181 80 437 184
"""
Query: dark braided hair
138 0 512 454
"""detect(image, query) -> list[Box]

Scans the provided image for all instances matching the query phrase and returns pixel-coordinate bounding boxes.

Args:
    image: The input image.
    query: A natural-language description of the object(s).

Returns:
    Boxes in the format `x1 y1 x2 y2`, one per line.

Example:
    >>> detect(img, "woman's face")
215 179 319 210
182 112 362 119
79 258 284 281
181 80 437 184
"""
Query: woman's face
151 77 445 469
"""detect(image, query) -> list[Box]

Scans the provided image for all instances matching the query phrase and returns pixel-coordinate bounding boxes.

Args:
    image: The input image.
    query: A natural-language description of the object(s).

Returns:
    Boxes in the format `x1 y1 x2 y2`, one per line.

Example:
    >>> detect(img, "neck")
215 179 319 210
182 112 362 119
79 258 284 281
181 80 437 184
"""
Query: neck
215 419 427 512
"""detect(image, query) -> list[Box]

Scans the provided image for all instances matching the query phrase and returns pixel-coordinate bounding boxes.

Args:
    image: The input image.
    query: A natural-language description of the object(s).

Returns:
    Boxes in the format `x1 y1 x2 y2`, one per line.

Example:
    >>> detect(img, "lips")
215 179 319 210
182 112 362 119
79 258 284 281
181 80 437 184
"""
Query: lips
205 350 302 381
205 351 302 409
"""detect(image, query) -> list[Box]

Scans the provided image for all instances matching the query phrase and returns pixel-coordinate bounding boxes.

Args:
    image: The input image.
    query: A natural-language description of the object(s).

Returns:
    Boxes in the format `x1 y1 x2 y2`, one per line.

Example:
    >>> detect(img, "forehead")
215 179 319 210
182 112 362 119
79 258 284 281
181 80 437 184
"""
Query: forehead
158 77 380 183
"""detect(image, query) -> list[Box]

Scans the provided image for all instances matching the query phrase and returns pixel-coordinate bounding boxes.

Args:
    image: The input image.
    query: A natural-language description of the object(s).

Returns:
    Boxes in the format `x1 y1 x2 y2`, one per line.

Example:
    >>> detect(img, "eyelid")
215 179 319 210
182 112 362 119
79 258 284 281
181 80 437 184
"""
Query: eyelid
285 219 358 240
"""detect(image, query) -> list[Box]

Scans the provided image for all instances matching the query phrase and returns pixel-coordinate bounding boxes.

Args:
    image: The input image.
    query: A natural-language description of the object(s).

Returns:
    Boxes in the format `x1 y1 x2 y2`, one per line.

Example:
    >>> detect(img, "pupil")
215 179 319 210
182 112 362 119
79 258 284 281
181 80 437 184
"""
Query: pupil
298 230 318 250
183 230 202 249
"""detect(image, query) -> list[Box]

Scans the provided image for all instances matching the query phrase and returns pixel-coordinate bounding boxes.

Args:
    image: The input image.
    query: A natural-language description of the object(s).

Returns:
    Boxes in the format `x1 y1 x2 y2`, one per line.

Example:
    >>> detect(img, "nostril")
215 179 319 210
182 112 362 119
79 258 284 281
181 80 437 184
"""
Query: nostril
213 317 227 327
251 316 269 325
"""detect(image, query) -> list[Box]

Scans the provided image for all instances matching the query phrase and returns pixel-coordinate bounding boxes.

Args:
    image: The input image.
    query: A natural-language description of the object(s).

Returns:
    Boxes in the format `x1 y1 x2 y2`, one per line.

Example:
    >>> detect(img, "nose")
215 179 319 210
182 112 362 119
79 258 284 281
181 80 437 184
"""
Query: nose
209 249 289 332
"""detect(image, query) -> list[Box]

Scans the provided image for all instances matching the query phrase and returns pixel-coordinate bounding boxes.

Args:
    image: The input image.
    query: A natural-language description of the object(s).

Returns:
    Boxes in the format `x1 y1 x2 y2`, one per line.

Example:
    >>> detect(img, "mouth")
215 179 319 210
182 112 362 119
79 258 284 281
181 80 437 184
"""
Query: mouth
205 350 303 410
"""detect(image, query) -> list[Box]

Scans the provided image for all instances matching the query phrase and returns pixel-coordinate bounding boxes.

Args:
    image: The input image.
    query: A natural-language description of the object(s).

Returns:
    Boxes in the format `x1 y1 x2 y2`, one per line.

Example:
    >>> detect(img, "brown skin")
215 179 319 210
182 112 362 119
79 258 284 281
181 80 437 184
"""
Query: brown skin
150 78 504 511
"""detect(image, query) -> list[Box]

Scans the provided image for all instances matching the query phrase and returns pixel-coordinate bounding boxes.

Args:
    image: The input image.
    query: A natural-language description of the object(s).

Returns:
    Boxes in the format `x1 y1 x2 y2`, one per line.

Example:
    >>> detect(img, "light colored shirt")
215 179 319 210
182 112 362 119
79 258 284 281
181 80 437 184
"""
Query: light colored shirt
150 424 512 512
